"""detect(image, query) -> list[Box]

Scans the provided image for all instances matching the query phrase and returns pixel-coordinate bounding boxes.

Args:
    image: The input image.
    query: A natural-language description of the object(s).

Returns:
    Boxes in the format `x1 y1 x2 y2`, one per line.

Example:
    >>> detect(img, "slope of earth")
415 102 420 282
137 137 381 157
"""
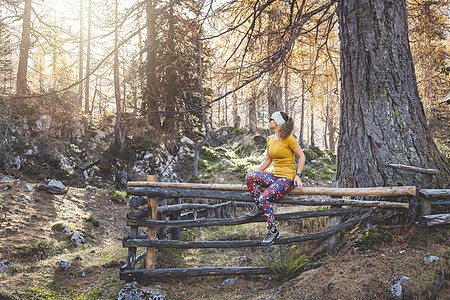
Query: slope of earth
0 178 129 299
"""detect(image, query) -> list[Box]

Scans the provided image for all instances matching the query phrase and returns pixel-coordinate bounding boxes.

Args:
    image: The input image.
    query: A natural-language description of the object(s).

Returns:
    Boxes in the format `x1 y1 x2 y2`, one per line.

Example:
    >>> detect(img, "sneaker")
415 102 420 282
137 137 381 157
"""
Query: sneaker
261 229 280 246
246 206 264 218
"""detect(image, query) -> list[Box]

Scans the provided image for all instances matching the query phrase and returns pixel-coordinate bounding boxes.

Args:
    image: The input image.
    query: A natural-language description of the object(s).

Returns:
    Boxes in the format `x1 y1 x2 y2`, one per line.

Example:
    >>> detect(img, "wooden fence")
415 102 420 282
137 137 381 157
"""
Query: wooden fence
120 179 448 281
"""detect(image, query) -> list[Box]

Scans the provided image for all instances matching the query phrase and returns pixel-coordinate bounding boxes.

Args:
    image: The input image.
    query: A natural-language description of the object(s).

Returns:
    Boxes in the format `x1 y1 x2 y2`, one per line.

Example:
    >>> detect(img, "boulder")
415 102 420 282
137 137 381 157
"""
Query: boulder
71 231 85 247
115 171 128 190
117 281 165 300
56 260 72 271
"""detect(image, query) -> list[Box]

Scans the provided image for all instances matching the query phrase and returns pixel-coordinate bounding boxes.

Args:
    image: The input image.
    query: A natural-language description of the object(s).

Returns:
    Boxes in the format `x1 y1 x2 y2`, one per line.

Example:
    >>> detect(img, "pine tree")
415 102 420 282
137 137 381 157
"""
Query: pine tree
0 20 13 94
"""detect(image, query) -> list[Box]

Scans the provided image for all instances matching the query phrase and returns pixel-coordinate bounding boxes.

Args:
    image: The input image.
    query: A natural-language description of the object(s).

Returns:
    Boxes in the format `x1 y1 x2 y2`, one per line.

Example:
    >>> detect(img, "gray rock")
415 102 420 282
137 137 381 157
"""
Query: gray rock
424 255 439 263
180 136 194 145
0 260 14 273
387 276 410 298
115 171 128 190
86 185 97 191
48 179 66 190
56 260 72 270
391 283 402 297
63 226 72 233
71 231 85 247
235 256 250 263
60 155 74 174
0 174 12 180
222 278 238 286
117 282 166 300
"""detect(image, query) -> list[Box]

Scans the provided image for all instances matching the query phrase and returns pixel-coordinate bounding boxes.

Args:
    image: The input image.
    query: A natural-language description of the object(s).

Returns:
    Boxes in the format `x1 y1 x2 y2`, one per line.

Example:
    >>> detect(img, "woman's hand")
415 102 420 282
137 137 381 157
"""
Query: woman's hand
294 175 302 189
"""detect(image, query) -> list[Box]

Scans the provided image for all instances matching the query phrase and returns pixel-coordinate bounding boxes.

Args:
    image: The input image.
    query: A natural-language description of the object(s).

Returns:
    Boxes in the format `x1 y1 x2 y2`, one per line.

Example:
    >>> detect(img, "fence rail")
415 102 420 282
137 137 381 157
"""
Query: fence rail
121 180 448 281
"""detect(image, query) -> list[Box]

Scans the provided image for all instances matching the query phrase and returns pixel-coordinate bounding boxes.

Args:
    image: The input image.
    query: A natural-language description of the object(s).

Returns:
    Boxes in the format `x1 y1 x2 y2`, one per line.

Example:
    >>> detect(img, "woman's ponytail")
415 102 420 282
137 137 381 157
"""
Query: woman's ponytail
279 112 294 139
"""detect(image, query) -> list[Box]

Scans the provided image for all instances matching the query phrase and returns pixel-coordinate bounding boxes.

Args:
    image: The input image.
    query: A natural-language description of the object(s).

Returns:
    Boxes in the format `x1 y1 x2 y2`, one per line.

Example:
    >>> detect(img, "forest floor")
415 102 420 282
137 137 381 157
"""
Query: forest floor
0 176 449 299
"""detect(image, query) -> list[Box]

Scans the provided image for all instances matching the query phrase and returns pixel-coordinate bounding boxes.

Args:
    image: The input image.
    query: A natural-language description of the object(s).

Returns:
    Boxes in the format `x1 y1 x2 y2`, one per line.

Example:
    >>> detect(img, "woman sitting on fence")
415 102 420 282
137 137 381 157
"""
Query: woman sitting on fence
245 111 305 246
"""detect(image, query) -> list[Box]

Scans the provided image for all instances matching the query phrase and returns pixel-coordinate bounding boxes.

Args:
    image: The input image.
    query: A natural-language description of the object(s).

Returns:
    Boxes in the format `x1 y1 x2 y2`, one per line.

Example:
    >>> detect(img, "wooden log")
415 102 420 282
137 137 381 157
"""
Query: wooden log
170 198 182 240
146 175 157 270
126 208 369 228
123 210 372 248
418 214 450 226
125 226 139 271
120 262 323 280
419 189 450 199
127 182 416 196
122 250 147 271
127 187 409 208
385 163 439 175
158 201 232 213
327 181 343 255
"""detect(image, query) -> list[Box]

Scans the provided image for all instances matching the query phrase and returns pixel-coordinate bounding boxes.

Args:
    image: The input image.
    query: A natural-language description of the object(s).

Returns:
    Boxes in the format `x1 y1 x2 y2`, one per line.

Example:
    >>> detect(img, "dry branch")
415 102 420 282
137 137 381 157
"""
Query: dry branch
385 163 439 175
120 262 323 280
123 210 372 248
126 207 369 228
419 189 450 199
418 214 450 226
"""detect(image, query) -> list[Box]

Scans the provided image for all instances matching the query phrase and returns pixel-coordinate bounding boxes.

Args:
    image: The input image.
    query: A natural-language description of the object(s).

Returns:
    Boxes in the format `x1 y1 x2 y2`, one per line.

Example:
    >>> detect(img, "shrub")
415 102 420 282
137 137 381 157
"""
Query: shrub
260 245 310 280
355 228 393 250
86 215 100 227
21 240 65 261
108 187 127 203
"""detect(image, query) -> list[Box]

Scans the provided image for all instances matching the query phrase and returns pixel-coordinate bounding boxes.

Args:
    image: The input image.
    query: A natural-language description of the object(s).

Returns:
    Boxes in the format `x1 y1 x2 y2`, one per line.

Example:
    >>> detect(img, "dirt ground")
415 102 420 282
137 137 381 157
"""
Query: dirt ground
0 177 449 299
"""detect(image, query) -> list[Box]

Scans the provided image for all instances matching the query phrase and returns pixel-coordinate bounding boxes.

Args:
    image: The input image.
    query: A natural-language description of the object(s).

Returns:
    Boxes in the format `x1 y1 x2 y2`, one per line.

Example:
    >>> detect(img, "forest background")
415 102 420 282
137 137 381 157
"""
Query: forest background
0 0 449 188
0 1 450 299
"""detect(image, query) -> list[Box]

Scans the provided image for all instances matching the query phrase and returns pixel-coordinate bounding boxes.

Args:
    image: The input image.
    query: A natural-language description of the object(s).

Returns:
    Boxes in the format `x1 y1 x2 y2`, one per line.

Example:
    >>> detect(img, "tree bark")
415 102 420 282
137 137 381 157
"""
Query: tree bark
336 0 449 188
145 0 160 129
78 0 83 111
248 88 257 134
193 36 209 177
299 79 306 148
310 103 315 147
16 0 32 95
85 0 91 115
162 0 177 133
114 0 125 150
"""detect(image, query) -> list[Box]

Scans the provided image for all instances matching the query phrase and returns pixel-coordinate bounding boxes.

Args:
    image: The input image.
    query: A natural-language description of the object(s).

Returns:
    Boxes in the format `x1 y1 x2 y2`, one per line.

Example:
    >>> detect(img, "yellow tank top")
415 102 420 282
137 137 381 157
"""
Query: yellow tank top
267 135 299 180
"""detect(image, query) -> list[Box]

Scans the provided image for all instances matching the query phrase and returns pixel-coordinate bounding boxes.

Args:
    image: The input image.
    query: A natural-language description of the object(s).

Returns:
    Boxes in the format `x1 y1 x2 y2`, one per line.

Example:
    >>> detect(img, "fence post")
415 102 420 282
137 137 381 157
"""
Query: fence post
146 175 158 269
327 181 343 254
170 198 182 240
420 194 431 216
126 225 138 274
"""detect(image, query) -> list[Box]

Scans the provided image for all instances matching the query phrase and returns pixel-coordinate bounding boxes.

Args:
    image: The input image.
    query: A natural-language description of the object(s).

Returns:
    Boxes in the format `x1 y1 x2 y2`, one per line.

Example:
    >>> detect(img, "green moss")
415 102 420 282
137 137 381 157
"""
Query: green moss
355 228 393 250
200 147 219 163
86 215 100 227
108 187 127 203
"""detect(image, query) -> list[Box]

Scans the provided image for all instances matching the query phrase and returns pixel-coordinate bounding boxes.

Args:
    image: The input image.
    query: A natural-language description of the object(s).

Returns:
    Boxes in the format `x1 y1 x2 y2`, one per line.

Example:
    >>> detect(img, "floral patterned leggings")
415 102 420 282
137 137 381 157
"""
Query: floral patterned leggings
245 171 294 229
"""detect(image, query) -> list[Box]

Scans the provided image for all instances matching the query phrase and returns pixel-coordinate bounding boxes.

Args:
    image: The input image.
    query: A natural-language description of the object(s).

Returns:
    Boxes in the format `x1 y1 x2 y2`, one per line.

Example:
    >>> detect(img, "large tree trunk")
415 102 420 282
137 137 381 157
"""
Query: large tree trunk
16 0 32 95
336 0 449 188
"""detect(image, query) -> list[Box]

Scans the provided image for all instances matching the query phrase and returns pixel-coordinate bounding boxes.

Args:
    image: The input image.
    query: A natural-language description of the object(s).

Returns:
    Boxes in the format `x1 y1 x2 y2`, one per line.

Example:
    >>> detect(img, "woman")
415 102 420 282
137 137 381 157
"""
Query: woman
245 111 305 246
